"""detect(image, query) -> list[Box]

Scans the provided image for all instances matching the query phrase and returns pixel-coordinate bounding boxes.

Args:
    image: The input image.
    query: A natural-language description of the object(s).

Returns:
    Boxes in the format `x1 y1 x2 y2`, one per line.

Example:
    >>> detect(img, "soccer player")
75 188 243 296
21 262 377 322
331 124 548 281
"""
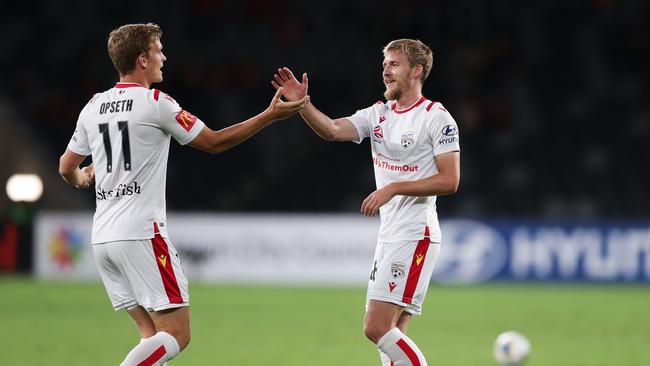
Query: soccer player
58 23 309 366
272 39 460 366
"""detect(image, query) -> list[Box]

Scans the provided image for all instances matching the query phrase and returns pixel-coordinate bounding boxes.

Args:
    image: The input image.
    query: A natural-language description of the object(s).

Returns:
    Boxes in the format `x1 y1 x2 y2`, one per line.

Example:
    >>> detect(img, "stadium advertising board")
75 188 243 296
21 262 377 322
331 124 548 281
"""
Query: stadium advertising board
34 213 378 284
35 213 650 284
433 219 650 283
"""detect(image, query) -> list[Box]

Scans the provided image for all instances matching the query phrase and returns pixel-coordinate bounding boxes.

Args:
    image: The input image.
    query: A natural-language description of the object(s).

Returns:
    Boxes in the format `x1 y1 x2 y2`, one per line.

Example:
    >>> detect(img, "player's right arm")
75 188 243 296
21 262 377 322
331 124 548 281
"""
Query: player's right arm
60 112 95 189
272 67 359 142
59 150 94 189
298 103 359 142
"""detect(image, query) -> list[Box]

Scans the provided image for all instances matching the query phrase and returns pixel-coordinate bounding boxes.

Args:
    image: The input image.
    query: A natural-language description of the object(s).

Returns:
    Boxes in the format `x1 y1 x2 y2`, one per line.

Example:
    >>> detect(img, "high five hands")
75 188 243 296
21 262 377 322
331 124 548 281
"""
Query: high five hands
266 86 310 120
272 67 309 102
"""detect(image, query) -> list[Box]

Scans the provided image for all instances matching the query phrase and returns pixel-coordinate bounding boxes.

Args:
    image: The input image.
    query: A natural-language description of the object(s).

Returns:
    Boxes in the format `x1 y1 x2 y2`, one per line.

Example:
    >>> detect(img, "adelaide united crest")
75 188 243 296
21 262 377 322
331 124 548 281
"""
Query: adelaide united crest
391 262 406 279
401 131 415 149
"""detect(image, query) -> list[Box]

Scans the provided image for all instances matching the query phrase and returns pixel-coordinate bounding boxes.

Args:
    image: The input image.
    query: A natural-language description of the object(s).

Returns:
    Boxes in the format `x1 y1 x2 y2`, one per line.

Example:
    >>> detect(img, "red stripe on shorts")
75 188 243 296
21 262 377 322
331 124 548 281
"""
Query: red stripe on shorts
396 339 421 366
137 345 166 366
401 227 431 304
152 223 183 304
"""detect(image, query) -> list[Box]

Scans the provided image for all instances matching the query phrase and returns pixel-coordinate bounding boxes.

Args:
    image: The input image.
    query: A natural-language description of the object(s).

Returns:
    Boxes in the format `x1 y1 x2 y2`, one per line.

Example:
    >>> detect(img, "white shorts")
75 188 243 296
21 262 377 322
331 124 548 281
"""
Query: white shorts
93 230 189 312
366 228 440 316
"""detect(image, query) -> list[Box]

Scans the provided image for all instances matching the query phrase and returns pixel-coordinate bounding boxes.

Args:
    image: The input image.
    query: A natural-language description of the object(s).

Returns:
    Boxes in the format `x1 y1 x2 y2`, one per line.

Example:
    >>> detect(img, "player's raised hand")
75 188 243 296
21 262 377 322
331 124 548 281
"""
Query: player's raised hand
271 67 308 101
266 87 310 121
361 186 396 217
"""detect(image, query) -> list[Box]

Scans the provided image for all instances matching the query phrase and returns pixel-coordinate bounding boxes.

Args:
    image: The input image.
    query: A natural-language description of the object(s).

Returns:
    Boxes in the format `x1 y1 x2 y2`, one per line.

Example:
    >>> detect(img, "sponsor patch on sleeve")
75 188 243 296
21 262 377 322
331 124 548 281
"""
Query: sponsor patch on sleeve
175 110 197 132
442 125 458 136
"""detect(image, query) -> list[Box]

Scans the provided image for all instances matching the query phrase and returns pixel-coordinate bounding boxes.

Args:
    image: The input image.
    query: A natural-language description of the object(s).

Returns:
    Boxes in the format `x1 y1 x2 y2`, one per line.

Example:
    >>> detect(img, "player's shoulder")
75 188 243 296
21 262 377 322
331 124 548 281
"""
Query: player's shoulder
78 90 106 118
151 88 180 107
369 100 390 113
423 99 449 114
351 100 388 117
422 99 455 124
82 93 101 110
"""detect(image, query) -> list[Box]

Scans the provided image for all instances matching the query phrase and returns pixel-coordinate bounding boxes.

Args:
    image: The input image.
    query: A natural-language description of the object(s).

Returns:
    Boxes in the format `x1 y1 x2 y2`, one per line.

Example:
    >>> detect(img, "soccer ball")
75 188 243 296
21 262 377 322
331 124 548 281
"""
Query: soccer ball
493 331 531 366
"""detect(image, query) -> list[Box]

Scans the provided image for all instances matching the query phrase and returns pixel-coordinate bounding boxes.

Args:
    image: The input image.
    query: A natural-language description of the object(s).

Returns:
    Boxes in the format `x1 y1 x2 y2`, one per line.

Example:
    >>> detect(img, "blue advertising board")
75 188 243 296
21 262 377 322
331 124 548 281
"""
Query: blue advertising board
434 219 650 283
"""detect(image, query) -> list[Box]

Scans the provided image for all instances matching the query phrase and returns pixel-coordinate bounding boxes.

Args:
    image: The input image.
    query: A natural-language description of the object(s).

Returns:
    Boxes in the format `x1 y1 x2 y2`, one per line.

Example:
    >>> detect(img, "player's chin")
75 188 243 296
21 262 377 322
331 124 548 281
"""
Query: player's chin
384 88 399 101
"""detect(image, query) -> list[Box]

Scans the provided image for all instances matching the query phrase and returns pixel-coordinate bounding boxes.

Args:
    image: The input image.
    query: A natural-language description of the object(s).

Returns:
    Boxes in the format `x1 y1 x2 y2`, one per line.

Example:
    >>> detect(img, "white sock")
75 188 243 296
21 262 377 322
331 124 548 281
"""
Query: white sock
120 331 180 366
140 338 167 365
379 350 393 366
377 328 428 366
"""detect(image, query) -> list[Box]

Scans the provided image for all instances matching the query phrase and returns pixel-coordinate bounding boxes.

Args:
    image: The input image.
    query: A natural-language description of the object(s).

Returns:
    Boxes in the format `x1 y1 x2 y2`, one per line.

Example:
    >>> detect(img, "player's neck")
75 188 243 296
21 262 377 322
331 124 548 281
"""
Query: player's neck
119 74 152 89
394 89 423 110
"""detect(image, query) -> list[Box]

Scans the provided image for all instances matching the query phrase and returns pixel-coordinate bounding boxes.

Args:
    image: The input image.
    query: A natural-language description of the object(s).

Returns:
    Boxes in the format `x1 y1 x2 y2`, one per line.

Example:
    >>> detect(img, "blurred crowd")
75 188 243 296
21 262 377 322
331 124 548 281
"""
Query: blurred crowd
1 0 648 218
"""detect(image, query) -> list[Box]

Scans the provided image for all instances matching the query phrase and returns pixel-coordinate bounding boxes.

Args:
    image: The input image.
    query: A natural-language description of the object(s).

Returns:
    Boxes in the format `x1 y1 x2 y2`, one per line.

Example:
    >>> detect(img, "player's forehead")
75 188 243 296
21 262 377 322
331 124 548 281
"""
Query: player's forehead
150 38 163 51
382 51 407 65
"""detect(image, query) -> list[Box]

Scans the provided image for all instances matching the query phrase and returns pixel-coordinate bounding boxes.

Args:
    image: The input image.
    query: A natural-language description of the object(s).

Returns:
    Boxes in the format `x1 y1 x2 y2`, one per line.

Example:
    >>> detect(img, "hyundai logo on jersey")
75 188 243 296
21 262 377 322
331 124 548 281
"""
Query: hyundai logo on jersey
442 125 458 136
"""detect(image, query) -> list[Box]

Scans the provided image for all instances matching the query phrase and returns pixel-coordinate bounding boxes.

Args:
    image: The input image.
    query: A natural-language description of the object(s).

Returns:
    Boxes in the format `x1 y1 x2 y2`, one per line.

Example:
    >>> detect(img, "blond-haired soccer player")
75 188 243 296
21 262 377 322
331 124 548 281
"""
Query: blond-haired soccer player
272 39 460 366
59 23 308 366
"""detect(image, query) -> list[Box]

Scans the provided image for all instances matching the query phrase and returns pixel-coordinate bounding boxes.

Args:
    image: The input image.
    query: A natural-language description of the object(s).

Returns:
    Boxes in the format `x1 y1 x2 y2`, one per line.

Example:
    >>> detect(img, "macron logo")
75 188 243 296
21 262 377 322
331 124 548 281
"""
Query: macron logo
157 254 167 268
415 254 424 266
389 282 397 292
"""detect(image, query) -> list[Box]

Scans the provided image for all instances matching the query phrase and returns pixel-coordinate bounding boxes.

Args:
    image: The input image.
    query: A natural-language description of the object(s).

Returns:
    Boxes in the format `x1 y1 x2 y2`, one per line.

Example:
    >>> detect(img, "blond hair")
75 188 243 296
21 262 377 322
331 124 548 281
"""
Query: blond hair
383 39 433 83
107 23 162 76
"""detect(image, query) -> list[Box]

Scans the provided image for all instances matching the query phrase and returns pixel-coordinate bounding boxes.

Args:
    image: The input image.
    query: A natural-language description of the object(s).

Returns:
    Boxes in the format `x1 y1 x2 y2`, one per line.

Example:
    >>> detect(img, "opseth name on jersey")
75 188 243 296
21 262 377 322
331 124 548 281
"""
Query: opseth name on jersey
99 99 134 115
96 181 142 200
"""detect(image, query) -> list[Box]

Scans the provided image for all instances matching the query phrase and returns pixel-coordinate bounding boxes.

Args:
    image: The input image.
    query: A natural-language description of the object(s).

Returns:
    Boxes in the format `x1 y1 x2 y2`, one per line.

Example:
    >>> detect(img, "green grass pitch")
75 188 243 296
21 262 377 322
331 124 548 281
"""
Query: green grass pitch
1 278 648 365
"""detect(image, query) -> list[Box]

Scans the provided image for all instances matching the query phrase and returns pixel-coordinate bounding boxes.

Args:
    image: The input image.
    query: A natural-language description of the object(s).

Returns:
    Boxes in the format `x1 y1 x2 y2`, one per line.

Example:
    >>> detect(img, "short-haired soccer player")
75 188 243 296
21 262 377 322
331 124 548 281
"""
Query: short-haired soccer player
59 23 309 366
272 39 460 366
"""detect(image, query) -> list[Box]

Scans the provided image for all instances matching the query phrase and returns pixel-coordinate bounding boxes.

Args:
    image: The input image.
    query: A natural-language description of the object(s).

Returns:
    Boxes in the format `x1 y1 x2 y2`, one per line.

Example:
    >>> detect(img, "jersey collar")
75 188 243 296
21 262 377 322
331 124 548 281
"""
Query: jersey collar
392 96 426 114
115 82 145 89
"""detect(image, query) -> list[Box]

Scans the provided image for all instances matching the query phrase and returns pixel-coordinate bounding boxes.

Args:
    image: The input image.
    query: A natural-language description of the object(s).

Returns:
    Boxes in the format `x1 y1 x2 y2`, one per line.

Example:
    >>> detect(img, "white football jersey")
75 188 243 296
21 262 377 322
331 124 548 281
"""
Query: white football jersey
67 82 205 244
348 97 460 243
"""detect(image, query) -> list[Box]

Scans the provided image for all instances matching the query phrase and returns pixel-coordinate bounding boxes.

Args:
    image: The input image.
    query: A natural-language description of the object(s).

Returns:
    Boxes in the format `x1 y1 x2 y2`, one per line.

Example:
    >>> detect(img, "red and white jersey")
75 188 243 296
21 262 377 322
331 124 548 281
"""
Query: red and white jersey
348 96 460 243
67 82 204 244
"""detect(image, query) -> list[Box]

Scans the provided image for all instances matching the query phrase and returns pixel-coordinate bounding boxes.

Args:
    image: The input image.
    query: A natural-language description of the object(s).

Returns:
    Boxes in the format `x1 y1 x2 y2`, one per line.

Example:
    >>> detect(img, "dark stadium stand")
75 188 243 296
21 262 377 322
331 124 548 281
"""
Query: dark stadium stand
1 0 648 217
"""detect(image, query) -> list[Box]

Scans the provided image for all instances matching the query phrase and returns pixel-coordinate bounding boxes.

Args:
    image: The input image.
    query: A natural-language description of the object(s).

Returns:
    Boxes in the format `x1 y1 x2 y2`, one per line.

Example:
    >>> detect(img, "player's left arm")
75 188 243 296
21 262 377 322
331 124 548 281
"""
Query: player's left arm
59 149 95 189
361 151 460 217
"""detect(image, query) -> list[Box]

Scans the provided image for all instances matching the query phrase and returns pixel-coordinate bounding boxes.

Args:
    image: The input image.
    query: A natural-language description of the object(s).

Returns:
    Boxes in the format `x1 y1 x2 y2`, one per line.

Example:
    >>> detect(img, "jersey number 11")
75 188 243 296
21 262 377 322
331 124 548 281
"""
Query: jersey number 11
98 121 131 173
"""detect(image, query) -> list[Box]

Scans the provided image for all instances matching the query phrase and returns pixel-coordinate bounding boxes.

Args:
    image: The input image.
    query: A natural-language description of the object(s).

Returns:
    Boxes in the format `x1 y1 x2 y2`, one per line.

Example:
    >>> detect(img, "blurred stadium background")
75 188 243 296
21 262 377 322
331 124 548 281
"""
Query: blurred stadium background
1 0 649 365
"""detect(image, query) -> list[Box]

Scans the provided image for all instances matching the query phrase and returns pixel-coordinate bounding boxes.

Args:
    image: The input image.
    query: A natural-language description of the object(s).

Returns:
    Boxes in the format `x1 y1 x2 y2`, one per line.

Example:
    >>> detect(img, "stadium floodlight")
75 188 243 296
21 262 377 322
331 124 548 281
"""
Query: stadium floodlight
6 174 43 202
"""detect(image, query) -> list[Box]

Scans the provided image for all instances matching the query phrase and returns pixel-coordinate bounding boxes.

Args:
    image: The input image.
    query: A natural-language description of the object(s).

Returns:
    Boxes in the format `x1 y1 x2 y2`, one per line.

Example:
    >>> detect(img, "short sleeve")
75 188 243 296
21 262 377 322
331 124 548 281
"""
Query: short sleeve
67 114 91 156
157 92 205 145
430 108 460 156
347 105 375 144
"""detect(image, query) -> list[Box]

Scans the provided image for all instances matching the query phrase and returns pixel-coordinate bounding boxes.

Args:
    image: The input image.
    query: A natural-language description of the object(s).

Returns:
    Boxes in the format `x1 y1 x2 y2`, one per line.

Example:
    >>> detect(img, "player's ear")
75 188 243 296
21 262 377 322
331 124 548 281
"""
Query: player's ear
137 53 148 70
413 64 423 80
